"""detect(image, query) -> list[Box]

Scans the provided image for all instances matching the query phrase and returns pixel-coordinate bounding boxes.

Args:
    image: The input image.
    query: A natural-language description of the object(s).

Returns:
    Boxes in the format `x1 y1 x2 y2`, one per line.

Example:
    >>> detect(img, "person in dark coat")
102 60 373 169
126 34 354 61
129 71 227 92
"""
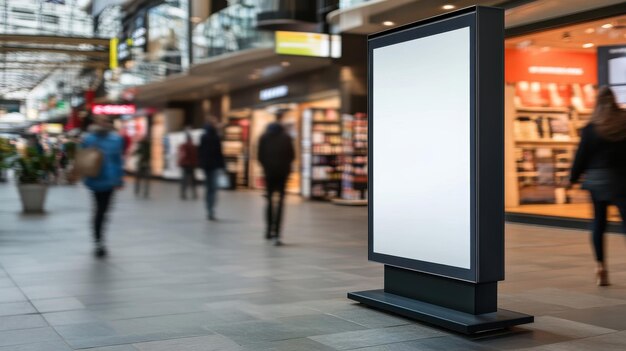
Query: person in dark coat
134 137 151 198
199 121 225 220
258 117 295 246
570 86 626 286
178 132 199 200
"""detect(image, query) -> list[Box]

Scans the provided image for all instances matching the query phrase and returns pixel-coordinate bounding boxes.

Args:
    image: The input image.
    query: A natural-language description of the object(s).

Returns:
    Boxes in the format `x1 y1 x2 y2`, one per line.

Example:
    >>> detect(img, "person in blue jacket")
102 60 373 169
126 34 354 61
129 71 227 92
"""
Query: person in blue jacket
82 116 124 258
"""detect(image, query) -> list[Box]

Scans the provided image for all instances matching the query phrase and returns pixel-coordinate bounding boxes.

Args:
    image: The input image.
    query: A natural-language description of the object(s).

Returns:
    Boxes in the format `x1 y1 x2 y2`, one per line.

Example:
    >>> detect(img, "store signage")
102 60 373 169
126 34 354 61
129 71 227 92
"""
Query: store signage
92 104 136 115
117 39 131 62
528 66 583 76
259 85 288 101
275 31 341 58
130 9 148 51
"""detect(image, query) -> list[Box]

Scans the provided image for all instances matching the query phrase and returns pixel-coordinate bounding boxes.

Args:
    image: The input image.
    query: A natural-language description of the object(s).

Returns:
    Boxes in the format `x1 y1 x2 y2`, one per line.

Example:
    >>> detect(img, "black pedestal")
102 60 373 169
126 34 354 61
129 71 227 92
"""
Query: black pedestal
348 266 533 334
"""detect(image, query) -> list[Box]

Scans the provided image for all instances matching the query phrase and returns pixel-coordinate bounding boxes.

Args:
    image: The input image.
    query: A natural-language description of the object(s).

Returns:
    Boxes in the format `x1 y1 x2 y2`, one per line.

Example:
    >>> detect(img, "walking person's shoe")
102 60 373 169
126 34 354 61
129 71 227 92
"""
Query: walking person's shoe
272 237 283 246
94 242 107 258
596 268 610 286
207 213 216 221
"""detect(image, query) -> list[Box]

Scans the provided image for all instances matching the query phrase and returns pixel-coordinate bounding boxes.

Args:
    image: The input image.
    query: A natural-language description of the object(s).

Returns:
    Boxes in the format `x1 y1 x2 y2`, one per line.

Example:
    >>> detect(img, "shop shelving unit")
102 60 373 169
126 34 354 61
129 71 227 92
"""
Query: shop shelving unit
301 108 342 200
513 106 584 204
222 117 249 189
338 112 368 203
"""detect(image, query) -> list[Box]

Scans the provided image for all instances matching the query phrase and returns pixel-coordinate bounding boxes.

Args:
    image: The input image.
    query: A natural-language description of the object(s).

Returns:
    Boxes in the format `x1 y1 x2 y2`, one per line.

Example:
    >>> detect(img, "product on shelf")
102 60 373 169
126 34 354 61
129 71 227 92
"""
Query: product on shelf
302 108 343 200
340 113 368 201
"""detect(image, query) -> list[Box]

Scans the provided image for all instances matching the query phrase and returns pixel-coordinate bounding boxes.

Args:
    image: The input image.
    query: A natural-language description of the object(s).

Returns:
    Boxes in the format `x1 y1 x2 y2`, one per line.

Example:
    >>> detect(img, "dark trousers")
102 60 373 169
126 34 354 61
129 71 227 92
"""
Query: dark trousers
204 169 218 216
135 166 150 198
265 175 287 238
180 167 197 199
590 194 626 262
93 190 114 243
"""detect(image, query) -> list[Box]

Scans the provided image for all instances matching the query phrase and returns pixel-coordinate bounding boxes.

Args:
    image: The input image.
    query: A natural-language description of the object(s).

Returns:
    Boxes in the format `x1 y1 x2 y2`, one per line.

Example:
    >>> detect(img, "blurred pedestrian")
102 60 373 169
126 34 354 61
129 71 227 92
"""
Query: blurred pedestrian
134 137 151 198
258 114 295 246
178 132 198 200
570 86 626 286
82 116 124 258
199 119 225 220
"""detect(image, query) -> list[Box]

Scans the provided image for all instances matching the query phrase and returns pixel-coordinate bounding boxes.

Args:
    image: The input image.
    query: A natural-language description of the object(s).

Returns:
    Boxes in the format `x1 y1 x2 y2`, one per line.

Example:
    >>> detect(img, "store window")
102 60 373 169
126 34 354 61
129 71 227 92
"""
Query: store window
504 14 626 222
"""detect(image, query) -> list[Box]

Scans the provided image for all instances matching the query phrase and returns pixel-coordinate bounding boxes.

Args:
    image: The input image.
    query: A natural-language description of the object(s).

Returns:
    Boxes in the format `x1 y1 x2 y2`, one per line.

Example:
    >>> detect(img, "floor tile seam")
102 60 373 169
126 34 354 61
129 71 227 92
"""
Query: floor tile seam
71 333 230 350
322 311 412 329
0 263 77 350
24 282 276 306
315 334 451 351
59 327 214 346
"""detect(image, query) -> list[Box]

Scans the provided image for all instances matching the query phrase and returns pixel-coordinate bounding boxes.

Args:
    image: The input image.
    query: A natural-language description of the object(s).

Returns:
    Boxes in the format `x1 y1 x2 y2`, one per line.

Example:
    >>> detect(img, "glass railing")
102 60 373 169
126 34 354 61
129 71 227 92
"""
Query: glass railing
339 0 372 9
192 1 274 62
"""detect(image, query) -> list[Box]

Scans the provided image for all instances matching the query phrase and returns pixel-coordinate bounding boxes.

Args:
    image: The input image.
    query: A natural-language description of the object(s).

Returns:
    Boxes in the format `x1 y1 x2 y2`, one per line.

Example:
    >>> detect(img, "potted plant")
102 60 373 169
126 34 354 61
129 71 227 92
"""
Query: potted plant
12 146 56 213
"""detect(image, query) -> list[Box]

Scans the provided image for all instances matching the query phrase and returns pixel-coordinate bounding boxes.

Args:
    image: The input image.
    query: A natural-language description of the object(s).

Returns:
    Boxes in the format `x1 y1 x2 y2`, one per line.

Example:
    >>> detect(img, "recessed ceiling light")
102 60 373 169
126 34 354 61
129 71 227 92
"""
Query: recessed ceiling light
582 43 594 48
281 61 290 67
601 23 613 29
584 28 595 34
382 21 395 26
442 4 456 10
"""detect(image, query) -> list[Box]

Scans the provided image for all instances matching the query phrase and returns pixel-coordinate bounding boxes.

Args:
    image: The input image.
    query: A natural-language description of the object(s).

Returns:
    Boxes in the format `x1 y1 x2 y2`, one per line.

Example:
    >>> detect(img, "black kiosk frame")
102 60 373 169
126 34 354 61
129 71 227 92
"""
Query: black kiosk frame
348 6 533 334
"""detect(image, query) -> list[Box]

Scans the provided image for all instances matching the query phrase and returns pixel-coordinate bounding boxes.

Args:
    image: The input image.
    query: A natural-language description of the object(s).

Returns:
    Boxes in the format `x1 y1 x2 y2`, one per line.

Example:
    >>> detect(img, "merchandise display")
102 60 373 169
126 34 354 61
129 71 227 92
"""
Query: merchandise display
301 108 342 200
340 113 368 201
512 83 595 205
222 117 250 188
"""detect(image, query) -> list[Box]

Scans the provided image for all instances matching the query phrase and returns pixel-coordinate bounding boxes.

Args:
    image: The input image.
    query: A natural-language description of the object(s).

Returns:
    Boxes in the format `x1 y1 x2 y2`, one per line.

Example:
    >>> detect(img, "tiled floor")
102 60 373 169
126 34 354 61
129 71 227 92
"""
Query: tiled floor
1 181 626 350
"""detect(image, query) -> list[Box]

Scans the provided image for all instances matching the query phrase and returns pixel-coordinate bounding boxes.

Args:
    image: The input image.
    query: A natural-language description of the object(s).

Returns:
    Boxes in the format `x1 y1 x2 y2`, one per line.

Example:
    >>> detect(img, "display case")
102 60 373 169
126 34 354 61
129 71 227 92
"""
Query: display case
340 112 368 201
301 108 342 200
222 117 250 189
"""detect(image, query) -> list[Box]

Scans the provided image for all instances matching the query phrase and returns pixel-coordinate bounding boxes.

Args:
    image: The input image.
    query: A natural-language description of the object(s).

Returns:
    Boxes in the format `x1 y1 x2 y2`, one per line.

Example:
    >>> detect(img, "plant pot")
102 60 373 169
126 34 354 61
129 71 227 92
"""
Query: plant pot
17 183 48 213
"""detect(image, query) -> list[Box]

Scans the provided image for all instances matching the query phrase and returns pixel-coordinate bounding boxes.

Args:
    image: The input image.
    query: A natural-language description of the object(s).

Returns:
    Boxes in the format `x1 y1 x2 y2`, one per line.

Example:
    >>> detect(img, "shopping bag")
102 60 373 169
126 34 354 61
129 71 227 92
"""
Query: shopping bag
217 169 231 189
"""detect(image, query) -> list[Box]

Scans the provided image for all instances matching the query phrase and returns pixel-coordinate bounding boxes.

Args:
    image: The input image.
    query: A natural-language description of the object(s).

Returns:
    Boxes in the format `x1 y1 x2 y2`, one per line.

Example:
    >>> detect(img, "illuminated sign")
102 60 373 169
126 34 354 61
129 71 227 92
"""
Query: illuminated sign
92 104 136 115
275 31 341 58
259 85 288 101
528 66 583 76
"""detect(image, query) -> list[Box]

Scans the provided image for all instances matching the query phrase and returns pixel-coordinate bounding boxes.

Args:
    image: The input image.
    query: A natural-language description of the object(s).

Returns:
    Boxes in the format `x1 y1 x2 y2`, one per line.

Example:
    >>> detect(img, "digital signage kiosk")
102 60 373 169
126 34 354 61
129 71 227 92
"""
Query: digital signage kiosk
348 6 533 334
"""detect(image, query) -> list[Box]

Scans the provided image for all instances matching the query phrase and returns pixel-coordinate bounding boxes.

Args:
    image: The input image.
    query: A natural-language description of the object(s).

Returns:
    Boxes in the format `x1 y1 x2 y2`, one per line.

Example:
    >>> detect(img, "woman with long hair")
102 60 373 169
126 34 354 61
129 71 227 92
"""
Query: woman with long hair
570 86 626 286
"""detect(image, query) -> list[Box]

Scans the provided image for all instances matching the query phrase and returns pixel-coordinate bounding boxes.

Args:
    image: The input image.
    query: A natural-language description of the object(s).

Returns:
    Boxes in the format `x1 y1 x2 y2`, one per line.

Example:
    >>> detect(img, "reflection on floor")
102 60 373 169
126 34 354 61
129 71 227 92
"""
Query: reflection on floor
2 181 626 350
507 203 622 222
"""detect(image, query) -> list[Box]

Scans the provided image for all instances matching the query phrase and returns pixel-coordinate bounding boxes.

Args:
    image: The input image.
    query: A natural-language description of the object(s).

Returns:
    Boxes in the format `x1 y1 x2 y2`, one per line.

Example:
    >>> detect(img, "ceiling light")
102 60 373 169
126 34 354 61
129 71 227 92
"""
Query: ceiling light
248 74 260 80
601 23 613 29
281 61 290 67
382 21 395 26
190 16 202 23
585 28 595 34
442 4 456 10
582 43 594 48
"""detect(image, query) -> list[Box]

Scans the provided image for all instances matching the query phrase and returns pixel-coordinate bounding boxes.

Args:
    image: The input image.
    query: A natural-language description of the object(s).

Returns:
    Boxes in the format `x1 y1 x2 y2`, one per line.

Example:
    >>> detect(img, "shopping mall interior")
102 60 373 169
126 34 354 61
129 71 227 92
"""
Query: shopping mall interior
1 0 626 350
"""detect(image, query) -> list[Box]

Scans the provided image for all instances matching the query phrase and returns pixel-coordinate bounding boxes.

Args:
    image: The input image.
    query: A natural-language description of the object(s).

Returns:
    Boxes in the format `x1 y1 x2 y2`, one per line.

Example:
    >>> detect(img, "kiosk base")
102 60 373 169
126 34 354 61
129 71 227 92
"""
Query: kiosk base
348 289 533 334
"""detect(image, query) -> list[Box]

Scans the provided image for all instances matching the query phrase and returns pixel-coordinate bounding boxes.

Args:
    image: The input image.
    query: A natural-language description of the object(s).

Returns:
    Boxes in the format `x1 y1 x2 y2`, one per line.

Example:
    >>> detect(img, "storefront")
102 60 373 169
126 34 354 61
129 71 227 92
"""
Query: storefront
504 13 626 225
228 67 344 197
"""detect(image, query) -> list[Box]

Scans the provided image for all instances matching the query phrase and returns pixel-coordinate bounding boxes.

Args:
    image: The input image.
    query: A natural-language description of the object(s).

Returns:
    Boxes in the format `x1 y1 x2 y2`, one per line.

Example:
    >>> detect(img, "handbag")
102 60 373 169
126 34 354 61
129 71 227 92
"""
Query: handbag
74 147 103 177
217 169 231 189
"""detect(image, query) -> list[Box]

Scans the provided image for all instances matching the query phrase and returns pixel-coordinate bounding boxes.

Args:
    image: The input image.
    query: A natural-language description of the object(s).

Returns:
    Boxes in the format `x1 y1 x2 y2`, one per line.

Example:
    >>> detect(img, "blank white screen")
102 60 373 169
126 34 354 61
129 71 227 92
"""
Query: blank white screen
372 27 471 269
